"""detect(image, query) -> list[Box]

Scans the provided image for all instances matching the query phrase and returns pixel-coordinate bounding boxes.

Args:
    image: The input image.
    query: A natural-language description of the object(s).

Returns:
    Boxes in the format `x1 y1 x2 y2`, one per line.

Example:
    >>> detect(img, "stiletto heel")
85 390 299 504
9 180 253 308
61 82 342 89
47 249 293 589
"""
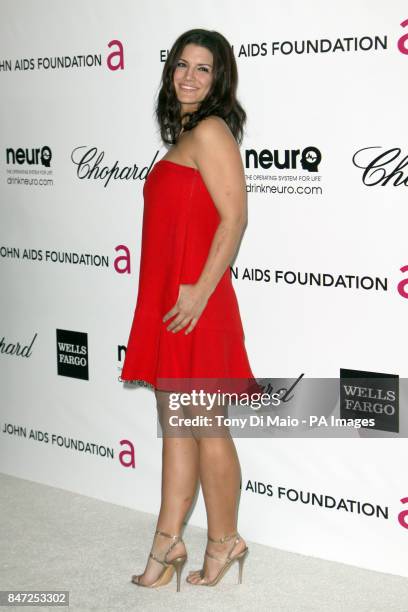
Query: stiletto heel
186 531 249 587
237 548 248 583
172 556 187 592
131 529 187 592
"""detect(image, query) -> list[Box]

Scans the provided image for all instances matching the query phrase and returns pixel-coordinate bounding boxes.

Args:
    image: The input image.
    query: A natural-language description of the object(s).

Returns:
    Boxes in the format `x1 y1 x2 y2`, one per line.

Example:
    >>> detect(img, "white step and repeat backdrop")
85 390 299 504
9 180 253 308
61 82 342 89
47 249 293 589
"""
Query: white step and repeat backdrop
1 0 407 578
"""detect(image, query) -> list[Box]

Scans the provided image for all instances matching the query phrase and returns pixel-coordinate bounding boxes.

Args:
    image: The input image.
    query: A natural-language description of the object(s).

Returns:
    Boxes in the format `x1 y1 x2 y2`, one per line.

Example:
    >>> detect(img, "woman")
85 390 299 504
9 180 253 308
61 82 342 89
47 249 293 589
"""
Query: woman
120 28 258 590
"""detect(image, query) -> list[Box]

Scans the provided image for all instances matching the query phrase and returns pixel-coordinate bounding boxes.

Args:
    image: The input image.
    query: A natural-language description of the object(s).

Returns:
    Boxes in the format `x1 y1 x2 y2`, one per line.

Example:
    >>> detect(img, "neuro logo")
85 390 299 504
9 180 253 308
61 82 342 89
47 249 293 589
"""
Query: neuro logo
245 146 322 171
300 147 320 172
6 146 52 167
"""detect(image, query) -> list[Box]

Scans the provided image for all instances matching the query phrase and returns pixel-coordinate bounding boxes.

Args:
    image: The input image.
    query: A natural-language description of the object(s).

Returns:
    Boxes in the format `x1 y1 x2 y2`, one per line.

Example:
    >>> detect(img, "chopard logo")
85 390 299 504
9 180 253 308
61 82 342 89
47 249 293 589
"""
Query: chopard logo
352 146 408 187
71 147 159 187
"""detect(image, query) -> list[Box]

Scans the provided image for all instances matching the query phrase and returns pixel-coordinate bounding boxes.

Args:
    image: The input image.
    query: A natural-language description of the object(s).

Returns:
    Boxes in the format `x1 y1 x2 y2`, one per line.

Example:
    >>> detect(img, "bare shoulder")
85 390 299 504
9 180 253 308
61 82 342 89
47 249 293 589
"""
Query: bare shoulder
192 115 234 143
190 115 239 166
188 115 247 222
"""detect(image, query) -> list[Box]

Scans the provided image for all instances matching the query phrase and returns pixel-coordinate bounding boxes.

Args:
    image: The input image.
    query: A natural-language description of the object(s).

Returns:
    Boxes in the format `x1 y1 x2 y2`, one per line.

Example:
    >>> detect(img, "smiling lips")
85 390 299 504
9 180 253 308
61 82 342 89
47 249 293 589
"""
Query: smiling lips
180 85 198 91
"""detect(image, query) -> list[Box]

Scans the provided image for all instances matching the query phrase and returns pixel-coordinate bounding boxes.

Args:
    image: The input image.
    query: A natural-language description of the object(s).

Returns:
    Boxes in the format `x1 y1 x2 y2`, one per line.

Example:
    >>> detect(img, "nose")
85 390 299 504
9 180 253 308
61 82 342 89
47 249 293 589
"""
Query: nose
185 66 195 80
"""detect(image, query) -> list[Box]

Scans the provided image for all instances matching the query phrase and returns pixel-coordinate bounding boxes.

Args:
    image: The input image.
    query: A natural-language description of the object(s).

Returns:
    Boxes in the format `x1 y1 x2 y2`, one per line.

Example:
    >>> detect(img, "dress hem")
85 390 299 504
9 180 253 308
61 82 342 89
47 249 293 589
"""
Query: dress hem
119 376 156 390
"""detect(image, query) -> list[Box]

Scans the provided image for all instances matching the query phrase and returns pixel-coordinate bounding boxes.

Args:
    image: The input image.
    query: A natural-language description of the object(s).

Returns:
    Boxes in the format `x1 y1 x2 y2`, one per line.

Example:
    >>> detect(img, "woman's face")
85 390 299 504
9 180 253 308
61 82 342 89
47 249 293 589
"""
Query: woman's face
173 43 214 116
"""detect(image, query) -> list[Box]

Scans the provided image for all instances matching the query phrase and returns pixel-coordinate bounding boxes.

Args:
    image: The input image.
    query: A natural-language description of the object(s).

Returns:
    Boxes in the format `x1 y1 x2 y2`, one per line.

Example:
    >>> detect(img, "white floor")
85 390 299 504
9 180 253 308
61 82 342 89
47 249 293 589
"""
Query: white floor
1 472 407 612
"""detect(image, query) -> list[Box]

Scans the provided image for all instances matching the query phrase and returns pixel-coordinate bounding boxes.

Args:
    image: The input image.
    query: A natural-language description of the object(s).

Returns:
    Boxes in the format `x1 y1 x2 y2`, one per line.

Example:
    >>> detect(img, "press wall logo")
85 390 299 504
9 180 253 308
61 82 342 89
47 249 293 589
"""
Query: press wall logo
0 332 38 358
0 39 124 72
397 264 408 298
56 329 89 380
245 147 321 172
340 368 399 433
117 342 127 381
5 146 54 187
6 146 52 167
352 146 408 187
397 17 408 54
71 147 158 187
244 147 323 197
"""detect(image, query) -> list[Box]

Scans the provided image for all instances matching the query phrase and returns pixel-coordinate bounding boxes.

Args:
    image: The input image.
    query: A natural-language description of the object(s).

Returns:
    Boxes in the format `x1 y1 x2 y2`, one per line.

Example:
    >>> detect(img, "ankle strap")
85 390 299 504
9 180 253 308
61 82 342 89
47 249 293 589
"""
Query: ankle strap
151 529 184 565
207 531 239 544
155 528 182 541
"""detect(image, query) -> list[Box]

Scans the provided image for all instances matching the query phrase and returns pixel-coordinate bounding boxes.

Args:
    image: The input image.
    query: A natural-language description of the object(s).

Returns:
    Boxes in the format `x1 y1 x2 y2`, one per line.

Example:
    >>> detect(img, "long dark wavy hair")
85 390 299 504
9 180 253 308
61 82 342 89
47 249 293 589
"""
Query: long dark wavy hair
155 29 246 146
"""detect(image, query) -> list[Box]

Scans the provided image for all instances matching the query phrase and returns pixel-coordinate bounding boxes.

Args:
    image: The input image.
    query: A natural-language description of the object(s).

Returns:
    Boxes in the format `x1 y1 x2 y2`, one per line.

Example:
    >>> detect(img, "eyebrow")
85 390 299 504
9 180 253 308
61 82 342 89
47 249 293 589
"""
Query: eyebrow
179 57 213 67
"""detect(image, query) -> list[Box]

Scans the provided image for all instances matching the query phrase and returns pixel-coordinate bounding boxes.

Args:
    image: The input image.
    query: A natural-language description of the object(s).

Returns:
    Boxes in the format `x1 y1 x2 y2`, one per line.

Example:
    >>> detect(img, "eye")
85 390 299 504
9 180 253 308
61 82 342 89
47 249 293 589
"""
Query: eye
199 66 210 72
176 61 186 67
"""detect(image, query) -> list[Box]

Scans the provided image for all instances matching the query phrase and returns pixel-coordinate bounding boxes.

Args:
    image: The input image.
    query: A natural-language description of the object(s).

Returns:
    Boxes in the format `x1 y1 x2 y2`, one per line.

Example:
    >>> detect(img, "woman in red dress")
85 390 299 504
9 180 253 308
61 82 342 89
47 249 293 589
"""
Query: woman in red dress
121 29 257 590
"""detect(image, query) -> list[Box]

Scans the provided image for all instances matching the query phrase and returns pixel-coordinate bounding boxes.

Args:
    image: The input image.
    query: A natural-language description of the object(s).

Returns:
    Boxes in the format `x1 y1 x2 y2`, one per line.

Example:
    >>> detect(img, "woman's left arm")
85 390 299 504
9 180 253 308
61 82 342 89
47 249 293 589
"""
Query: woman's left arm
163 116 248 334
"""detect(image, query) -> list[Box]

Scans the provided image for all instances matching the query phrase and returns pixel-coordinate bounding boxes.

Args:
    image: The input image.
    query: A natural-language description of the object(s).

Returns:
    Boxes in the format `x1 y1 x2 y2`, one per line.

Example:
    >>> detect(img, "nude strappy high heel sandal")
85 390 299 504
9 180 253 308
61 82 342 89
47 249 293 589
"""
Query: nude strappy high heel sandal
131 529 187 592
186 531 249 587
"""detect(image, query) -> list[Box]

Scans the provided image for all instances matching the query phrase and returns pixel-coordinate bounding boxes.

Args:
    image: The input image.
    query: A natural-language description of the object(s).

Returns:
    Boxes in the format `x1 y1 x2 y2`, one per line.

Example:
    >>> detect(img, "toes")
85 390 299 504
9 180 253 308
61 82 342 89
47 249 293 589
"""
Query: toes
186 572 201 584
186 572 209 585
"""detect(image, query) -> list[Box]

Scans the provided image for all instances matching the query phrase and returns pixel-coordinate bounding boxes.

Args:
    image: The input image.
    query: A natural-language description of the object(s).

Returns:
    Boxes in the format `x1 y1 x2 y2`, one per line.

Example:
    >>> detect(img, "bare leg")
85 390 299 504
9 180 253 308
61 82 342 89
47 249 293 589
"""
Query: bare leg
133 389 199 586
185 395 247 584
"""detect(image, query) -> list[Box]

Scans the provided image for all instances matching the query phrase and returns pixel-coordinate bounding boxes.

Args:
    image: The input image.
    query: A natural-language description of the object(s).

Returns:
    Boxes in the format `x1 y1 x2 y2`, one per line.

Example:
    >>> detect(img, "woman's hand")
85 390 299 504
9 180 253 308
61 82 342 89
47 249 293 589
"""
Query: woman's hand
163 283 209 334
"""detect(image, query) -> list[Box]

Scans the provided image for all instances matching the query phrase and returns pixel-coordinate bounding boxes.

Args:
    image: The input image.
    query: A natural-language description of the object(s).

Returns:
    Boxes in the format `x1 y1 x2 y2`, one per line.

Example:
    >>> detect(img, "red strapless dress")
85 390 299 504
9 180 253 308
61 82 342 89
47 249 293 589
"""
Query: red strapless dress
120 158 258 394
